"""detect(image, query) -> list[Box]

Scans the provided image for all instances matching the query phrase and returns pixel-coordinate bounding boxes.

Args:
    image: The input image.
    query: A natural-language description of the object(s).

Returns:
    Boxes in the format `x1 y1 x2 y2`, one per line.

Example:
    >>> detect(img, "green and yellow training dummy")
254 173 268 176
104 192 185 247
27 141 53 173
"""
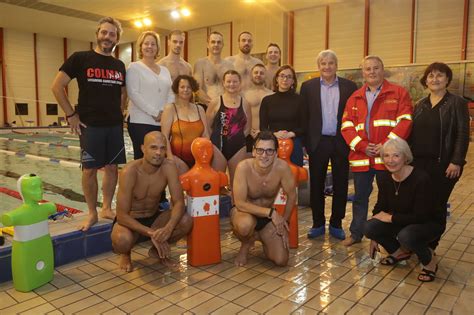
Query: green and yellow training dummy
1 174 56 292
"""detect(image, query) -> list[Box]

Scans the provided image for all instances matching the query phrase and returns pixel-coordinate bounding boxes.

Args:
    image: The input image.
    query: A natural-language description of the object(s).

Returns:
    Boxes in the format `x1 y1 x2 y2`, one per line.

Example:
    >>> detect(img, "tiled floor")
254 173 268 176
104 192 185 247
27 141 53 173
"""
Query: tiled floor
1 146 473 314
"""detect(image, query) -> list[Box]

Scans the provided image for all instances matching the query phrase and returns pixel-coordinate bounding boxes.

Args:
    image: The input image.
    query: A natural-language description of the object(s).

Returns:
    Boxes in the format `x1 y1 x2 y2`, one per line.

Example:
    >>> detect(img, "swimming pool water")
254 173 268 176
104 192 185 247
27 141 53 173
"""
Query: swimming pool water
0 131 135 222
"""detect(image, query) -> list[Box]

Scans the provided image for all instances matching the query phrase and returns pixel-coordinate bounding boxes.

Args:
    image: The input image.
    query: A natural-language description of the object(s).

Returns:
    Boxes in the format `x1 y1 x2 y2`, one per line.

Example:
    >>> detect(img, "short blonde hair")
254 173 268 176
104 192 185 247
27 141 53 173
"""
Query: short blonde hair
136 31 160 60
361 55 384 69
380 138 413 164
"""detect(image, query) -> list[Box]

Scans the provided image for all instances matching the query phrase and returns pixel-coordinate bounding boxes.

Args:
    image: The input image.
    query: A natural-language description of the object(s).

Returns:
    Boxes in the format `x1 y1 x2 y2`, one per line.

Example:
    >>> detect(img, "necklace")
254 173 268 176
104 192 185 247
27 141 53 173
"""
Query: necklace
393 180 402 196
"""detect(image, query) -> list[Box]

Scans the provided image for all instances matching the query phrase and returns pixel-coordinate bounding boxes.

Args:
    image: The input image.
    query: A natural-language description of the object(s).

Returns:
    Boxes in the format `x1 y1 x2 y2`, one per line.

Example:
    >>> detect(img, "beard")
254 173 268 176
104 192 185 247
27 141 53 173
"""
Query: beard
239 45 251 54
252 78 264 86
97 39 115 54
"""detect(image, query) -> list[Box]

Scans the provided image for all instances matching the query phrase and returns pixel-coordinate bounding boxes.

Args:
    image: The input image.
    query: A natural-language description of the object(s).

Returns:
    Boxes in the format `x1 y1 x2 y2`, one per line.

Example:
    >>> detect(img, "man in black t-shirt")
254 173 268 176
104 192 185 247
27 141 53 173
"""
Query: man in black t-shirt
52 17 126 231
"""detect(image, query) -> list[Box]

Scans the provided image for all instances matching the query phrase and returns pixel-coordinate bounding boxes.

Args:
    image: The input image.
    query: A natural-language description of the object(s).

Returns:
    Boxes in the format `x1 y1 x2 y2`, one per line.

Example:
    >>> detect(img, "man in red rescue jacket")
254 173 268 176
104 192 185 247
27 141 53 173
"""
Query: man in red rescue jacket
341 55 413 246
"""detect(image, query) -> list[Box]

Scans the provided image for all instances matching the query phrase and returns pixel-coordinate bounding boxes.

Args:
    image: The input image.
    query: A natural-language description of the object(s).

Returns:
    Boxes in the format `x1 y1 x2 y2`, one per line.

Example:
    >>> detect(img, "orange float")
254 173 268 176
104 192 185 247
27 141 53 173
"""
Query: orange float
180 137 228 266
275 138 308 248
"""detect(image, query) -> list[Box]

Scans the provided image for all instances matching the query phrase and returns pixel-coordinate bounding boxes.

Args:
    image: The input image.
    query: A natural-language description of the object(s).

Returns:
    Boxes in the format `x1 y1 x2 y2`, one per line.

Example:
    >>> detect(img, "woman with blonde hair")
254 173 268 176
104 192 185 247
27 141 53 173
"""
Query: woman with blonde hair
363 138 444 282
127 31 174 159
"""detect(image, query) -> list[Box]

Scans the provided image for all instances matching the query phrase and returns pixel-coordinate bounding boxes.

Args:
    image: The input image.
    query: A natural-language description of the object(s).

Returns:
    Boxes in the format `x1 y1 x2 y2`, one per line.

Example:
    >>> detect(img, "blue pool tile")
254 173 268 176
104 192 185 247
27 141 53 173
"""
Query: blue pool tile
0 246 12 283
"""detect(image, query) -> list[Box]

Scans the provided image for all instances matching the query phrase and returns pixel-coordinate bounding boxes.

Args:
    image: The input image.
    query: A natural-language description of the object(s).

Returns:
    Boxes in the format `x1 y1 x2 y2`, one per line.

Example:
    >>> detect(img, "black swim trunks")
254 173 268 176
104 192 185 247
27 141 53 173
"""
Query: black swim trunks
113 211 161 242
79 124 126 169
255 217 272 231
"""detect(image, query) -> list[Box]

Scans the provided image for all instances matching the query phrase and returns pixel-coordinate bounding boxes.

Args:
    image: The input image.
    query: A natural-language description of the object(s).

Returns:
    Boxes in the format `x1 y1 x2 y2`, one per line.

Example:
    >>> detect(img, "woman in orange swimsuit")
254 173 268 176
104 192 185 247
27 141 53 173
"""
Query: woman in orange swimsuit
161 75 209 174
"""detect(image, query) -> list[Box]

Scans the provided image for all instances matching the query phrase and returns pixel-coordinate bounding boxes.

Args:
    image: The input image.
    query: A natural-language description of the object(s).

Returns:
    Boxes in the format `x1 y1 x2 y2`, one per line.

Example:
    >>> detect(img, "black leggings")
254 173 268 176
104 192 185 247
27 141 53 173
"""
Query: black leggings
127 121 161 160
412 158 460 248
363 219 445 265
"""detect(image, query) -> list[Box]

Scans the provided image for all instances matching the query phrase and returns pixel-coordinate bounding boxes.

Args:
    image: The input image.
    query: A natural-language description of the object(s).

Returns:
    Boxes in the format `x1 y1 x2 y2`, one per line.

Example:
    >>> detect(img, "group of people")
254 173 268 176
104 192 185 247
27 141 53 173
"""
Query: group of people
51 17 469 282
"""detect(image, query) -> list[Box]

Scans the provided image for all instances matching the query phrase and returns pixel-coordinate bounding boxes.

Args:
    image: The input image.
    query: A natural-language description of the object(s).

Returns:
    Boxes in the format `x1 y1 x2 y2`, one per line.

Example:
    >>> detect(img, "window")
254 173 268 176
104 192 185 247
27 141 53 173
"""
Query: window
15 103 28 115
46 103 58 115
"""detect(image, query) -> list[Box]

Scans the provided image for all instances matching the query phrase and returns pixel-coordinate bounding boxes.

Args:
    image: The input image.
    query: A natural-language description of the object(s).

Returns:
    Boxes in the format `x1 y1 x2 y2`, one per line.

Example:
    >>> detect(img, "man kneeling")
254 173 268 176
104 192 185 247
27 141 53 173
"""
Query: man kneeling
232 130 296 266
111 131 192 272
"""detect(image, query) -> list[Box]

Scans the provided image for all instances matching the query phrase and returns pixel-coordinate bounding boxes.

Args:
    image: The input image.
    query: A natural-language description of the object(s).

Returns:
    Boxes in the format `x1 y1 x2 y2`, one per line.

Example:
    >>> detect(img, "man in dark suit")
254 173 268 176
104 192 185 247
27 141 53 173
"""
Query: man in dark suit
300 50 358 240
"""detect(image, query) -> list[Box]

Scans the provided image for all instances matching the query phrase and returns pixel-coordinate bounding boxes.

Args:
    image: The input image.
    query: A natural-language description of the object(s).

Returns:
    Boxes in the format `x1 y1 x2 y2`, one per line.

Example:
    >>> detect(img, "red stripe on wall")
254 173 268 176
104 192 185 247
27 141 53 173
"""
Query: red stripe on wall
184 31 189 61
364 0 370 57
0 28 7 125
325 6 330 49
410 0 415 63
461 0 469 60
230 22 233 55
63 38 68 94
288 11 294 66
33 33 40 126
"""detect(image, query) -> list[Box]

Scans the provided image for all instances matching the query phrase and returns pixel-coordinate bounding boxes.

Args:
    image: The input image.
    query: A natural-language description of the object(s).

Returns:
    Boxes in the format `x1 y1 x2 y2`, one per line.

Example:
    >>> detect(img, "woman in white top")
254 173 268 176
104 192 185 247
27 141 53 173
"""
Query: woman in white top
127 31 175 159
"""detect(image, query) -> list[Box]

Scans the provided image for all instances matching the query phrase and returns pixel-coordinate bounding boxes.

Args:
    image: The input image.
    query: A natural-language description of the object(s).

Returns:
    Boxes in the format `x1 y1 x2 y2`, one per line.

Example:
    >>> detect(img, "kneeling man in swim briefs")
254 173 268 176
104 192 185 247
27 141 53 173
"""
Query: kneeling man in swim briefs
111 131 192 272
231 130 296 266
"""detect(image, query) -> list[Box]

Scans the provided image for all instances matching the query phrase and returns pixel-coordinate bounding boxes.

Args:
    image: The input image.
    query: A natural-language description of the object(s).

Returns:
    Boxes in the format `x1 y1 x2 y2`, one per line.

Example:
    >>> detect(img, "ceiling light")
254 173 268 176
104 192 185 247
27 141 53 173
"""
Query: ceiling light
143 18 152 26
134 20 143 28
181 8 191 17
171 10 180 19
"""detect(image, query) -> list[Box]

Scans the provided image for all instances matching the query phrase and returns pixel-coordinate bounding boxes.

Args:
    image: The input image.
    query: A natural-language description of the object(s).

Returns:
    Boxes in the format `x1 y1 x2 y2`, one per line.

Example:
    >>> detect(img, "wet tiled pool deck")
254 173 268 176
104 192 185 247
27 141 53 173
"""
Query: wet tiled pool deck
0 148 473 314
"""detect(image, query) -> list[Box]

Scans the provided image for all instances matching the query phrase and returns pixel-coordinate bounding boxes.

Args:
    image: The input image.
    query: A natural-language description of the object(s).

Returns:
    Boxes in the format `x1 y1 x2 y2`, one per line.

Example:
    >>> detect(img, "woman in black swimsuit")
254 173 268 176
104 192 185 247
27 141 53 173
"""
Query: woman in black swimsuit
207 70 252 187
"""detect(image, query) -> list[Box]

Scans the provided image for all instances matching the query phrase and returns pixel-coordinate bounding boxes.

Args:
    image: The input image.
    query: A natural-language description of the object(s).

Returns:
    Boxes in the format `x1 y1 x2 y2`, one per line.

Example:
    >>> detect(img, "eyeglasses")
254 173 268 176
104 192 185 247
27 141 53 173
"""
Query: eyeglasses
278 74 293 81
255 147 276 156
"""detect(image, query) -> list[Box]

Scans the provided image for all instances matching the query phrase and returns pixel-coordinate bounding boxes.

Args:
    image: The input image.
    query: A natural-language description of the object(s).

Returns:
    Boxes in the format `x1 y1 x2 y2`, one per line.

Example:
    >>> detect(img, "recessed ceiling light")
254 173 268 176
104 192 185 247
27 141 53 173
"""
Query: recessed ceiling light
134 20 143 28
171 10 180 19
181 8 191 17
143 18 152 26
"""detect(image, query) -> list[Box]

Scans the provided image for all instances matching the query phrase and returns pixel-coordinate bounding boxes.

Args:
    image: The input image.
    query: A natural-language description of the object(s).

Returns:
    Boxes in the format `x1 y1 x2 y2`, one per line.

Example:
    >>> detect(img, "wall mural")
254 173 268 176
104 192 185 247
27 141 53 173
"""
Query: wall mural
296 62 474 103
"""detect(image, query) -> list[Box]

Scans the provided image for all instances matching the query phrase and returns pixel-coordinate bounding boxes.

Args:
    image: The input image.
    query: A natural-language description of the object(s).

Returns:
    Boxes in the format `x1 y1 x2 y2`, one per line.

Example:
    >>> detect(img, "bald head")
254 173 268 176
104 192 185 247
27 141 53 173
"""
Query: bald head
144 131 166 145
142 131 167 167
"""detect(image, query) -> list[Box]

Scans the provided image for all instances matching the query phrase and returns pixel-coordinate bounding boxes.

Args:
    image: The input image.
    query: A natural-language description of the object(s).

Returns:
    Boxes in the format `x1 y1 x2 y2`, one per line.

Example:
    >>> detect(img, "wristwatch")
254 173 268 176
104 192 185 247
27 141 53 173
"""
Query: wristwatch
268 207 276 219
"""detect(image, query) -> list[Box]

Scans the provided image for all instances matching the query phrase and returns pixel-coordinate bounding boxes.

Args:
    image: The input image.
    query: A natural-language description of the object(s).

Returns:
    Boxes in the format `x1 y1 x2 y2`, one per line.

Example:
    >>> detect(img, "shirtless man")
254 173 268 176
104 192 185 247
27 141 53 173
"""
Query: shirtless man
243 64 273 153
111 131 192 272
158 30 192 82
264 43 281 90
193 31 233 106
225 31 263 92
232 130 296 266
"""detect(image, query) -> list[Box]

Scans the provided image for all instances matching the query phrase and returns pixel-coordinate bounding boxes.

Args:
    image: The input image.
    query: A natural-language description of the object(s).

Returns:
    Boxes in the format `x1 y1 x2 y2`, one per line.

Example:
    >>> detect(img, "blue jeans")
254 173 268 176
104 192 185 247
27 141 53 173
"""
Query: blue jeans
350 168 386 241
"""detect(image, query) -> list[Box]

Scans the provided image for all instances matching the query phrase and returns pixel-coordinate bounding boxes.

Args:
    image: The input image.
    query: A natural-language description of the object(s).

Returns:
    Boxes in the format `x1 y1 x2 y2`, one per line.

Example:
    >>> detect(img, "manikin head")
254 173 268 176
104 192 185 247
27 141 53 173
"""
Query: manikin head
17 174 43 203
191 137 213 165
277 138 294 160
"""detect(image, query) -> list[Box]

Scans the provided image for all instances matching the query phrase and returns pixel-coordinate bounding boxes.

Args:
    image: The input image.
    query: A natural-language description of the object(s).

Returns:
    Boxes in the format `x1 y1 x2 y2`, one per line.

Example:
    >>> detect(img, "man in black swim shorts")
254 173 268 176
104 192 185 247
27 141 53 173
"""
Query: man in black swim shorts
52 17 127 231
111 132 192 272
231 130 296 266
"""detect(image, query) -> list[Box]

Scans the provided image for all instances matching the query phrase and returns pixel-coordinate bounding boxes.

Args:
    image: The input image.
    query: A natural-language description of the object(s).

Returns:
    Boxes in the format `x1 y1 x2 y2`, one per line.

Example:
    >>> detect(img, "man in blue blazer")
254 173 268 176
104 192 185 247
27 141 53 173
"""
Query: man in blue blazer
300 50 358 240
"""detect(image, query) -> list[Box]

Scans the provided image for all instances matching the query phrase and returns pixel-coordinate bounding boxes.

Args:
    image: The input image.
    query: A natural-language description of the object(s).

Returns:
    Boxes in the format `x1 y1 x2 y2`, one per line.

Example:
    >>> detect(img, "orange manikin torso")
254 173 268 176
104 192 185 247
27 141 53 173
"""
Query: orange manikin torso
275 138 308 248
180 137 228 266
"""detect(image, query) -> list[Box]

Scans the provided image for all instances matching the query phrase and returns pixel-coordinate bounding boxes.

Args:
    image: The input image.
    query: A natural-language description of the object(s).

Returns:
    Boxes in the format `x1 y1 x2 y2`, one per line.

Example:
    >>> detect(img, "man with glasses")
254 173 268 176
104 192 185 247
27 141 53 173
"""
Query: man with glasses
231 130 296 266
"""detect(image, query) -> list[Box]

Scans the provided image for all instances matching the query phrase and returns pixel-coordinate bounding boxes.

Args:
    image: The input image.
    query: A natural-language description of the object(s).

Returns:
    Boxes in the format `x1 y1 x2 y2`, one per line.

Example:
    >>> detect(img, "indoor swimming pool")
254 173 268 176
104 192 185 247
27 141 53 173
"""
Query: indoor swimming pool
0 129 134 220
